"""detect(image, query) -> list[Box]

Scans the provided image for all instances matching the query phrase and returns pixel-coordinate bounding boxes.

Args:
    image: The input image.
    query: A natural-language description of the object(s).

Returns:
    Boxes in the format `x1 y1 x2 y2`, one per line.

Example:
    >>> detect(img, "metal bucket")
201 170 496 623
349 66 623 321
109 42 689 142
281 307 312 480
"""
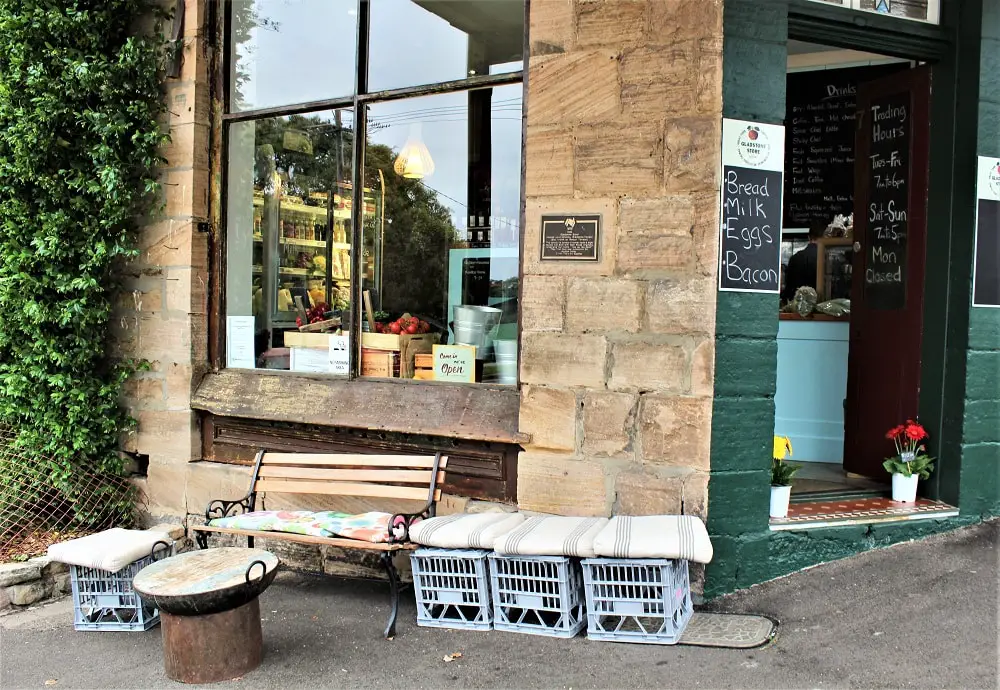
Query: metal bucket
493 339 517 385
453 305 502 357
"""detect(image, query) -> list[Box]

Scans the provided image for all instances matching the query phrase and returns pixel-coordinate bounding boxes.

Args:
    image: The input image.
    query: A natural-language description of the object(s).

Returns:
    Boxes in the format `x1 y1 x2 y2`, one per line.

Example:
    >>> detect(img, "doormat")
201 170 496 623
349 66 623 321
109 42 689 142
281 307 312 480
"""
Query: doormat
678 613 777 649
770 497 958 531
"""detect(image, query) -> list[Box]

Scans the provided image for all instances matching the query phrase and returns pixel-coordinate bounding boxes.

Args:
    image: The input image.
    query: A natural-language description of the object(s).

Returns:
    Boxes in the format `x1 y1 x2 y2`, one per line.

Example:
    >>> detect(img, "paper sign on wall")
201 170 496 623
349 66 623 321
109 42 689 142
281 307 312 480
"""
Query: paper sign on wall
226 316 256 369
290 346 329 373
433 344 476 383
328 334 351 375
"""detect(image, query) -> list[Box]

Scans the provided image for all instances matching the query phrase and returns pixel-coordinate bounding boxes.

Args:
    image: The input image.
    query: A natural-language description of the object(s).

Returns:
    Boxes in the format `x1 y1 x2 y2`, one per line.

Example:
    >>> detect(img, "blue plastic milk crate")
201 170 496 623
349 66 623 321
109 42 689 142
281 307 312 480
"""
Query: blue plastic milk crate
70 553 160 632
581 558 693 644
411 548 492 630
488 553 585 638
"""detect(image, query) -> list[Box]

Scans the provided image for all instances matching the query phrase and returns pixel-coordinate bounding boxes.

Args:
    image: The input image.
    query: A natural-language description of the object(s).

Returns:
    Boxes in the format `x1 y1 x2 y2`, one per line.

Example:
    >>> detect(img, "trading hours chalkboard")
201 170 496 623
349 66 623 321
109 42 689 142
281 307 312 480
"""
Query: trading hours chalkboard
863 92 910 311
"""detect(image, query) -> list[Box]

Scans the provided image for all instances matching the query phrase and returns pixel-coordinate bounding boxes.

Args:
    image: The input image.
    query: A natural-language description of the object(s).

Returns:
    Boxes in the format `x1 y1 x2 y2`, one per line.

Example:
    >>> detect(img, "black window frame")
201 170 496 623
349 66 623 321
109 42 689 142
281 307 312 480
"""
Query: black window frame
218 0 527 380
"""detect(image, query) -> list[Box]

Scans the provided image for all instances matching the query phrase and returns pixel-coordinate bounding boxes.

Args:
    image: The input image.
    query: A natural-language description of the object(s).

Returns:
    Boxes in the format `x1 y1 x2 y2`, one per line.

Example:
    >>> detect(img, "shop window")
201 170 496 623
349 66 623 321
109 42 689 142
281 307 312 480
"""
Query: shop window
806 0 940 24
222 1 525 386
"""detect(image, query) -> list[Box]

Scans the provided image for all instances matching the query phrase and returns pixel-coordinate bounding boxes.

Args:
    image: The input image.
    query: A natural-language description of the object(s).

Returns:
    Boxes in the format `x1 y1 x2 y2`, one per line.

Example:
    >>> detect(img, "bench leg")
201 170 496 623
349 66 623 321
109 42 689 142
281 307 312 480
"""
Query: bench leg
195 531 208 550
381 552 401 639
247 535 255 549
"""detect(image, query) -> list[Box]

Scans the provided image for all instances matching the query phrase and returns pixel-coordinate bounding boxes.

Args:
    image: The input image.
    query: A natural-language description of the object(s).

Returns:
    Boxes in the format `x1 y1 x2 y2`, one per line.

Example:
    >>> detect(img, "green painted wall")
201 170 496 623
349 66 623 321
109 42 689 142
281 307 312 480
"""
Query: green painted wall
705 0 998 599
961 0 1000 519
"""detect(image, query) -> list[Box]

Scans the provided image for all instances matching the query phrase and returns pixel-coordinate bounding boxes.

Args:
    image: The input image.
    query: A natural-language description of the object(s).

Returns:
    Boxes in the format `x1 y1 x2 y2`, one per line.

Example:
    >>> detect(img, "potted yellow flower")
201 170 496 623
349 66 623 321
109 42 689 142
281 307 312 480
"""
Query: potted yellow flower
770 435 801 518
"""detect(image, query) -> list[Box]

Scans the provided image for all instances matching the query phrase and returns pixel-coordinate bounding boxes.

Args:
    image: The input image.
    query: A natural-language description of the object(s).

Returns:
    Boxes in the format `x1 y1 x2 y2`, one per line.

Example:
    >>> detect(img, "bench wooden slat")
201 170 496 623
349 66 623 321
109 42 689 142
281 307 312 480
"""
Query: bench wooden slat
256 466 445 484
190 525 414 552
255 479 441 502
261 453 447 469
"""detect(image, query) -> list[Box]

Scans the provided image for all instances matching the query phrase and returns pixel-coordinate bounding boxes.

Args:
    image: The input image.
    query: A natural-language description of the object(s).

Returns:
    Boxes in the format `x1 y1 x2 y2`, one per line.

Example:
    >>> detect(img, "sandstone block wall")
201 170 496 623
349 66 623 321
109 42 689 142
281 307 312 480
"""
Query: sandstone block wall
116 0 211 520
518 0 723 518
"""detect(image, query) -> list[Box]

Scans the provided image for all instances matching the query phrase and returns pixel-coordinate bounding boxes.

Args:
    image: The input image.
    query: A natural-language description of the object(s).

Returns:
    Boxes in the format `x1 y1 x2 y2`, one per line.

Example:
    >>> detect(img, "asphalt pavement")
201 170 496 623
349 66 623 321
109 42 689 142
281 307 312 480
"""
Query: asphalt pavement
1 521 996 689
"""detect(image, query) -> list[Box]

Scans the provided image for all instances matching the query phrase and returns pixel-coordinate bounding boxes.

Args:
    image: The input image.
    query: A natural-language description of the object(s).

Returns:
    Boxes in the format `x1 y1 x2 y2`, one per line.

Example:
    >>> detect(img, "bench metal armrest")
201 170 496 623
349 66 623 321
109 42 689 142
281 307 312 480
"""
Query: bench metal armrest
388 503 433 544
204 493 256 523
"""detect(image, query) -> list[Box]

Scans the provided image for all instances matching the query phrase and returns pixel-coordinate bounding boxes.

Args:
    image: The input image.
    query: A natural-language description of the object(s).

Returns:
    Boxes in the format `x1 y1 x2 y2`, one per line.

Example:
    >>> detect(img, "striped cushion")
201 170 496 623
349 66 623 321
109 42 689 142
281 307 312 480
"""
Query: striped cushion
493 516 609 558
409 513 526 549
592 516 713 564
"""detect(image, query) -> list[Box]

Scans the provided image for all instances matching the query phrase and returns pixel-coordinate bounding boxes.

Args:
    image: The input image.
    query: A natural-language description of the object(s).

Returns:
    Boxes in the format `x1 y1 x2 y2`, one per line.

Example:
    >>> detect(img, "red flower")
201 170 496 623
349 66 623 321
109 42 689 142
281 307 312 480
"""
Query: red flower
905 422 927 441
885 425 904 440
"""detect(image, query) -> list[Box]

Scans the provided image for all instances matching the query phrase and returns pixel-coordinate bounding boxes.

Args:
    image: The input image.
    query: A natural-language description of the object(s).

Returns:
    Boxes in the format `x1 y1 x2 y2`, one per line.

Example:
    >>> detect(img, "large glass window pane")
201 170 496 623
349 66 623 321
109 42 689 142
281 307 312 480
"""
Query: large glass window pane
361 85 522 384
368 0 523 93
229 0 358 112
226 110 355 373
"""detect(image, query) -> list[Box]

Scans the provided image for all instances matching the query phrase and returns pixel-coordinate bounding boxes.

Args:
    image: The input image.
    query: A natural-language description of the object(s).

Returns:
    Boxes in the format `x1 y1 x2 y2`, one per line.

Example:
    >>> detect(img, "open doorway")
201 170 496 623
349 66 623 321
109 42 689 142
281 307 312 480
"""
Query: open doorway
772 41 956 523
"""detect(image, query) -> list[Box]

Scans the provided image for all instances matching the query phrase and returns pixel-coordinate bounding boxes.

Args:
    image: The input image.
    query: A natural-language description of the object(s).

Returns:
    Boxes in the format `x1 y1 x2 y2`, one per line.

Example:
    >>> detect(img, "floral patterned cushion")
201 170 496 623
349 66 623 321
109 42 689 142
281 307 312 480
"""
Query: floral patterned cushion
209 510 397 543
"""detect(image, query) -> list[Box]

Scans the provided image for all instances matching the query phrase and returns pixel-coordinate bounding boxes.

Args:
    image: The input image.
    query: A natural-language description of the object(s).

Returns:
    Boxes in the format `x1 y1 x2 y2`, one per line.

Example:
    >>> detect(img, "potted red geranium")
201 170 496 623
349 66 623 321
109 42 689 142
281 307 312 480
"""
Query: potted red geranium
883 420 935 503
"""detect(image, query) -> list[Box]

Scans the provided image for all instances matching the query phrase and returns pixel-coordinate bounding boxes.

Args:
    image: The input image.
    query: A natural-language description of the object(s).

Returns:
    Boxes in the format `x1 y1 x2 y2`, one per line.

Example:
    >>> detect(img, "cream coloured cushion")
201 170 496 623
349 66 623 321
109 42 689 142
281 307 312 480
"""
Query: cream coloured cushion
48 528 172 573
410 512 525 549
592 516 713 564
493 516 609 558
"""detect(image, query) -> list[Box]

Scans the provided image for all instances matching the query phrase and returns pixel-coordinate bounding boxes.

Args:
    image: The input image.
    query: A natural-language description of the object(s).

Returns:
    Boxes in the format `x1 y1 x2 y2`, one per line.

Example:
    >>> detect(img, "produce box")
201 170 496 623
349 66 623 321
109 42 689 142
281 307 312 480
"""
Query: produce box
361 333 439 378
414 353 434 381
284 331 333 349
361 348 400 378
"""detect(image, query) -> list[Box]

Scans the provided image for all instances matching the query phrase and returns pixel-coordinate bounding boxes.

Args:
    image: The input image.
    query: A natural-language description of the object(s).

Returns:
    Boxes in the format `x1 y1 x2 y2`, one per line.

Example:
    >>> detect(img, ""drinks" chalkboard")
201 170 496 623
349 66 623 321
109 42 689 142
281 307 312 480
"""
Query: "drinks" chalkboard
784 64 905 228
863 92 910 311
719 119 785 293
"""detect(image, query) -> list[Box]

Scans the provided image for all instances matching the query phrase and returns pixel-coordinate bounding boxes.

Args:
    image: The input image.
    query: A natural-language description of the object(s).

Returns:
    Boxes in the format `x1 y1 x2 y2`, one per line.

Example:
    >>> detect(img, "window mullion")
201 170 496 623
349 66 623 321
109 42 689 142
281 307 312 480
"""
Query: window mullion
349 0 370 379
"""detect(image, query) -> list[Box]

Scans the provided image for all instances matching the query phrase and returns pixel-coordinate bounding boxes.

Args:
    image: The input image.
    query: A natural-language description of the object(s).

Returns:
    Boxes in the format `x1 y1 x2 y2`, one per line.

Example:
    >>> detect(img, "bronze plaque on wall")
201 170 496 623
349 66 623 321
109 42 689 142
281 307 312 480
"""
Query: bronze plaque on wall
540 214 601 261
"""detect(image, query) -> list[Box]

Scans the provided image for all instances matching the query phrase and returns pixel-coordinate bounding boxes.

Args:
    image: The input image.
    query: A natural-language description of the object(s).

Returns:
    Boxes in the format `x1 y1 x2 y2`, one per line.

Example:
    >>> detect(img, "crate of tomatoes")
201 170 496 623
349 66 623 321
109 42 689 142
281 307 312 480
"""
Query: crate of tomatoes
362 314 440 379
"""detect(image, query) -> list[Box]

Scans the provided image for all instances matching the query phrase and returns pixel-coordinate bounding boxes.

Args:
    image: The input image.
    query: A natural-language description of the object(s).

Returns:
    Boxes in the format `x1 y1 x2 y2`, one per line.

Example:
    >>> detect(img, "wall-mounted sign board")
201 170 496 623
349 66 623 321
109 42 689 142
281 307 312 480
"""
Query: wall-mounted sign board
805 0 940 24
973 156 1000 308
719 118 785 293
540 214 600 261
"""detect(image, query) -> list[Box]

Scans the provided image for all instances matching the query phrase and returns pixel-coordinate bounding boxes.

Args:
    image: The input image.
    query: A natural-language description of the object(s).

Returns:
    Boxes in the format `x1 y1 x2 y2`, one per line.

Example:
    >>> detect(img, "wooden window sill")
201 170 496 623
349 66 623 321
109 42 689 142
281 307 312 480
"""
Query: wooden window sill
191 368 529 445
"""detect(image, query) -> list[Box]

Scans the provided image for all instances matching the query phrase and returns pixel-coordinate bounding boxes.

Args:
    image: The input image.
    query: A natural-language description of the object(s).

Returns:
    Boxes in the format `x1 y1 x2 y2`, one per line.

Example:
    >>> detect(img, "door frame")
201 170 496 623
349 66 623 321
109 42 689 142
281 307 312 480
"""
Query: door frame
785 0 978 504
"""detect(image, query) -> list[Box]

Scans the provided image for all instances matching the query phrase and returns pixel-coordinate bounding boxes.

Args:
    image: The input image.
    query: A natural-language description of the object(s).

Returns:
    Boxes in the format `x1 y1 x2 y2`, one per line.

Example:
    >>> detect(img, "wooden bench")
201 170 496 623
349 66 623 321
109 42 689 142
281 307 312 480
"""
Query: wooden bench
191 451 447 638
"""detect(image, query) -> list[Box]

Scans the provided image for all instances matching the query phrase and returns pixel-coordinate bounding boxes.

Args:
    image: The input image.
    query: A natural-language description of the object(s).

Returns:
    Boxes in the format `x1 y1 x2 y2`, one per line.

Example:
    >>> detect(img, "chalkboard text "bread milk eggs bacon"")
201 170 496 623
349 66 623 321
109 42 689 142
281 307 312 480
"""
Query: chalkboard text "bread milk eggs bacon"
722 168 780 288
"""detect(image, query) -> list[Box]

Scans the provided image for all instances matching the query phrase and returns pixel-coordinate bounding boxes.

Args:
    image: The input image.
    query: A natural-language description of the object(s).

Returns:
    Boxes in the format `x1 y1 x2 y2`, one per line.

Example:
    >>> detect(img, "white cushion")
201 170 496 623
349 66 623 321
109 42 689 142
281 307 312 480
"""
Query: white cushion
410 513 526 549
493 516 609 558
47 528 172 573
592 516 713 564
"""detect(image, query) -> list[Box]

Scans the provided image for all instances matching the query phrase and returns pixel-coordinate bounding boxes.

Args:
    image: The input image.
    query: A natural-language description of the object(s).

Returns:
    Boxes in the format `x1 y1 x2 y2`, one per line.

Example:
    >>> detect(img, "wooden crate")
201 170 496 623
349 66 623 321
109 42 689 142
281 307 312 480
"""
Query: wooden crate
361 333 439 378
413 353 434 381
284 331 333 349
361 348 400 378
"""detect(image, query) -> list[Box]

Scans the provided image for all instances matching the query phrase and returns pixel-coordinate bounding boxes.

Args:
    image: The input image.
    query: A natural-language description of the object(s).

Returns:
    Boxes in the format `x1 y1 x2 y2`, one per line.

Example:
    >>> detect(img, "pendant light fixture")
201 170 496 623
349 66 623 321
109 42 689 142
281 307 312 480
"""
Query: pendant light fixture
393 123 435 180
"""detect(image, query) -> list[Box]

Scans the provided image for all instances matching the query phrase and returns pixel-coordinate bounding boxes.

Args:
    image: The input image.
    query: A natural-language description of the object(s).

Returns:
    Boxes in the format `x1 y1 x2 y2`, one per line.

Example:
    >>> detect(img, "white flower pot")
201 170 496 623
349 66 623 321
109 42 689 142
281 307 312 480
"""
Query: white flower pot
892 472 919 503
770 485 792 518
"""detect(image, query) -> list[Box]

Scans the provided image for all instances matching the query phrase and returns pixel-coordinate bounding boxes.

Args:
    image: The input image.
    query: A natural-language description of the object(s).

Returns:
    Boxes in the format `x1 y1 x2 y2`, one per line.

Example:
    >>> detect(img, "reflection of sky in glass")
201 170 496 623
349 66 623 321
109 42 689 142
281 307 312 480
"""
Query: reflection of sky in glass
232 0 358 111
368 85 522 280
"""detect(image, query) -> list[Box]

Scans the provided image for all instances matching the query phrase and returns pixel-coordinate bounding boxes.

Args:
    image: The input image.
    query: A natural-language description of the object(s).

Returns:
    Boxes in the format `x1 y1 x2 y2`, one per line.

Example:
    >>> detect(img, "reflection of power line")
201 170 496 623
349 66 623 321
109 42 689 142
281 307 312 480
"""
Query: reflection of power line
369 117 521 132
368 106 522 124
414 179 519 231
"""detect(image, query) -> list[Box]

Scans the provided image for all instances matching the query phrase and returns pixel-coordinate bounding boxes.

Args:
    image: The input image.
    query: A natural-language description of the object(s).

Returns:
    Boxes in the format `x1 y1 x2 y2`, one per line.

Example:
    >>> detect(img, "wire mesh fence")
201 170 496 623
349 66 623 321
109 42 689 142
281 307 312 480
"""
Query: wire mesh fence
0 425 138 561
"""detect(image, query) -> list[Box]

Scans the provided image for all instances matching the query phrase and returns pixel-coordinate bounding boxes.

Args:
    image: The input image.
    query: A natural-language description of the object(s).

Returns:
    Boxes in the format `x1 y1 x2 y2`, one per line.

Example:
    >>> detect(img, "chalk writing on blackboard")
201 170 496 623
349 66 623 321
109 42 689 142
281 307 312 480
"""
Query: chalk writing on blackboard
719 119 786 294
864 93 910 310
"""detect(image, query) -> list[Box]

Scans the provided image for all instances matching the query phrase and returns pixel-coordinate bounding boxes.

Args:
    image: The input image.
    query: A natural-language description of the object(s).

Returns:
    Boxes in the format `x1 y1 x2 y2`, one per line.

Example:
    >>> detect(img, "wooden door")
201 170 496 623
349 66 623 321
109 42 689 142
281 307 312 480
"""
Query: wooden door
844 67 931 479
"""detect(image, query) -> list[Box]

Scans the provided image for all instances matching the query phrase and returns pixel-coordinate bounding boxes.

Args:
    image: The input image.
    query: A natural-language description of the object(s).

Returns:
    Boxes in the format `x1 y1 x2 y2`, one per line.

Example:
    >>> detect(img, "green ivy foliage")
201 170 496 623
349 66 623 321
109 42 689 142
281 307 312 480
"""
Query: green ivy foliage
0 2 166 481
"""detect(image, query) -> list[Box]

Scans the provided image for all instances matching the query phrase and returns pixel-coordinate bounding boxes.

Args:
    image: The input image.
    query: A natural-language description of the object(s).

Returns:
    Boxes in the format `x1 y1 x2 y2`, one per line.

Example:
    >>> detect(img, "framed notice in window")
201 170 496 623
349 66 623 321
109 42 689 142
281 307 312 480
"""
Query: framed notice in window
806 0 940 24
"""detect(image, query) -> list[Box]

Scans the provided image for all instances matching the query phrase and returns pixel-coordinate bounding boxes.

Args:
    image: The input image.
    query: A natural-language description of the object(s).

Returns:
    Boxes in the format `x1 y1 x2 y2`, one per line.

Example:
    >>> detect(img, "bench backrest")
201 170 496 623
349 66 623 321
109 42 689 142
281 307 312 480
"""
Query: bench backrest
250 452 448 509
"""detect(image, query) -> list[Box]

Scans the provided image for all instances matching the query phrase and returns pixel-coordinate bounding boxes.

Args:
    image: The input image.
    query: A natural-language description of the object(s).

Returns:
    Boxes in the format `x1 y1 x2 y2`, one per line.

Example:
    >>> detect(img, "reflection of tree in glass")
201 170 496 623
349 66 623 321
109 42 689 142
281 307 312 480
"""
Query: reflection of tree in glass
366 145 458 326
253 115 351 201
230 1 280 110
249 114 458 325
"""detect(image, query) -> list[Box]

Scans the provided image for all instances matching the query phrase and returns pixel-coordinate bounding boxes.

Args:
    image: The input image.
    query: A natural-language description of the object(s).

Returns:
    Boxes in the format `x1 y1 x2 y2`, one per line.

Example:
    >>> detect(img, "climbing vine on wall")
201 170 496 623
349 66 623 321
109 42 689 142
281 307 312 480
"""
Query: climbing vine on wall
0 2 166 487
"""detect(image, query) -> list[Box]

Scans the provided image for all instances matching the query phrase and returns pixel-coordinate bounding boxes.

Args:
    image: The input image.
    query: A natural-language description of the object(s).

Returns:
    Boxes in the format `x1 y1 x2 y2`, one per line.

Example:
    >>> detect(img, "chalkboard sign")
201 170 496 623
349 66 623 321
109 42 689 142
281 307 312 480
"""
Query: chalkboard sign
784 64 905 228
461 257 490 306
862 92 911 311
973 157 1000 308
719 119 785 293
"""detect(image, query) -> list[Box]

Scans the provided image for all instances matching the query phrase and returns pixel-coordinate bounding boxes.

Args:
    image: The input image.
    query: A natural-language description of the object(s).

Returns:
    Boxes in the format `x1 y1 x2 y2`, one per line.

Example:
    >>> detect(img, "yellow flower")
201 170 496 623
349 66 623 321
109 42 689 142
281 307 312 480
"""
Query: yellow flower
773 435 793 460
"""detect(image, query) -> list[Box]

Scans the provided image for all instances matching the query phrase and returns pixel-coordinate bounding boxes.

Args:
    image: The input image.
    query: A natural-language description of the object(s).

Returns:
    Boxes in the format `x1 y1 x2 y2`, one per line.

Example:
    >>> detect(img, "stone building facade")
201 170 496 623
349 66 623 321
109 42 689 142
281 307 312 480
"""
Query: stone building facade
117 0 999 598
